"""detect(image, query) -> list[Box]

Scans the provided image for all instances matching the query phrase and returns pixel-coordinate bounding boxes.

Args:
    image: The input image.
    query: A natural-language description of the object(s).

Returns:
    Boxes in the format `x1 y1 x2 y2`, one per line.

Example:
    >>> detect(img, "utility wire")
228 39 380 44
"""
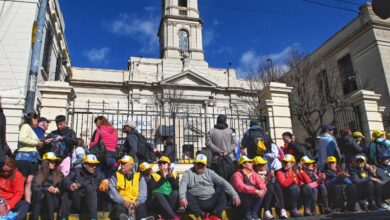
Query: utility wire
302 0 359 13
330 0 361 6
200 2 344 17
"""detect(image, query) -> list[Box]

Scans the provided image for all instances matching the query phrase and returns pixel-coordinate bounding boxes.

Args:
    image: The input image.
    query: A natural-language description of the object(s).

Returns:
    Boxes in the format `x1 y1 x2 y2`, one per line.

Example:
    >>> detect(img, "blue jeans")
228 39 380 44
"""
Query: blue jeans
240 193 263 217
99 152 116 178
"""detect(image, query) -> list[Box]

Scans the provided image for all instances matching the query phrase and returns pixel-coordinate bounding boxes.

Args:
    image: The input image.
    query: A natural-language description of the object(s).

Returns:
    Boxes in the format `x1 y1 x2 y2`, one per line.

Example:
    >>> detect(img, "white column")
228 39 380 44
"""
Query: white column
259 82 293 146
38 81 76 131
1 93 25 150
349 90 385 140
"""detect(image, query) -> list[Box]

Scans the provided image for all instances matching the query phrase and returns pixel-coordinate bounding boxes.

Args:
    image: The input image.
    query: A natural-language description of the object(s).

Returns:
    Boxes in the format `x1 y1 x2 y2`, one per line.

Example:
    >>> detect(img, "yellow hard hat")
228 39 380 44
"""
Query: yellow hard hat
372 130 386 139
82 154 100 164
300 156 316 164
139 162 154 172
42 152 60 161
238 156 254 166
282 154 296 163
353 131 364 139
158 156 171 164
326 156 337 163
253 156 268 165
118 155 134 164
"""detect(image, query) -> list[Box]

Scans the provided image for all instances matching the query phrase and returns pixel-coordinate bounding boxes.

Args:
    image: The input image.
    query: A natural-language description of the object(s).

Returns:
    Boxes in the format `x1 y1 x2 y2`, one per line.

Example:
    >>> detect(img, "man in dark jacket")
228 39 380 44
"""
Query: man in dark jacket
241 120 264 159
337 128 363 167
46 115 77 158
123 121 139 169
376 149 390 209
282 131 307 162
34 117 51 157
348 154 382 211
59 154 108 220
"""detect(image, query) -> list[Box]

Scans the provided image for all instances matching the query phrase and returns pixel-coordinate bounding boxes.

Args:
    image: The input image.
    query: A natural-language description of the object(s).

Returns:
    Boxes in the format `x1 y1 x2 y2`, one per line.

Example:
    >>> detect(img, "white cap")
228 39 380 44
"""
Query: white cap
195 154 208 165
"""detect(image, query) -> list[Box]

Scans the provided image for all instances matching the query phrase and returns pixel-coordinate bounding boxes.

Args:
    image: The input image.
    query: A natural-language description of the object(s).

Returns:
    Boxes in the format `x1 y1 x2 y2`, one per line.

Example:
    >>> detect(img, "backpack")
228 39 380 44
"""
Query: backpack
375 141 388 161
134 133 156 163
242 129 268 157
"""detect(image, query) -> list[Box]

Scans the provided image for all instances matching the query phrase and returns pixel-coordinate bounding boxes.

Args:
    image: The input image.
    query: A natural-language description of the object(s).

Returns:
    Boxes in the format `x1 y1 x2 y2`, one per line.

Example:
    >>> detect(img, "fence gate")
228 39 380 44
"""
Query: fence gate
334 106 362 135
68 105 266 163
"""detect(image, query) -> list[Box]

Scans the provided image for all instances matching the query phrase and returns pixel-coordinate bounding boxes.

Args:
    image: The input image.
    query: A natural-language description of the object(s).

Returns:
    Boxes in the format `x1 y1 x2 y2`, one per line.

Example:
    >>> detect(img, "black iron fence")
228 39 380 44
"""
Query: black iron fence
68 104 266 163
334 106 362 135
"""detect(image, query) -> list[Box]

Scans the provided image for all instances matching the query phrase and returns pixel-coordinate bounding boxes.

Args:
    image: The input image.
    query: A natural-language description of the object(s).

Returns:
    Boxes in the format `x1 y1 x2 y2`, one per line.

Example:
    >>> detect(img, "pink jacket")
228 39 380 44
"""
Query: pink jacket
232 170 267 195
89 125 118 152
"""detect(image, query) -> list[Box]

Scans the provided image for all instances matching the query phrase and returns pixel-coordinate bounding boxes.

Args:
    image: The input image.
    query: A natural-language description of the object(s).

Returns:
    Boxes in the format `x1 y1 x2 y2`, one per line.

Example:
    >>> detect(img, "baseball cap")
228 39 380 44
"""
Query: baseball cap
327 156 337 163
352 131 364 139
322 124 335 131
372 130 386 139
82 154 100 164
300 156 316 164
253 156 268 165
158 156 171 164
124 121 137 129
139 162 154 172
42 152 60 161
195 154 207 165
118 155 134 164
282 154 296 163
355 154 366 162
238 156 253 166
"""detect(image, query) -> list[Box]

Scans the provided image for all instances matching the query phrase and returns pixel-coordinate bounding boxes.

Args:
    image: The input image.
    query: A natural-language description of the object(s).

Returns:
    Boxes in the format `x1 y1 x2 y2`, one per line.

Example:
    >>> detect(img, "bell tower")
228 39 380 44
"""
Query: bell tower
158 0 204 60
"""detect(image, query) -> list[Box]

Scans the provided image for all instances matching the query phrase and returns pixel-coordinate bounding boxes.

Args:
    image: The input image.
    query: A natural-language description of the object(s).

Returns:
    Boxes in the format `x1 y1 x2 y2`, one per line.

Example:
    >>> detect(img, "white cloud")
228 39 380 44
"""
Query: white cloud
104 8 159 53
237 43 299 77
203 29 216 47
212 46 233 54
83 47 110 63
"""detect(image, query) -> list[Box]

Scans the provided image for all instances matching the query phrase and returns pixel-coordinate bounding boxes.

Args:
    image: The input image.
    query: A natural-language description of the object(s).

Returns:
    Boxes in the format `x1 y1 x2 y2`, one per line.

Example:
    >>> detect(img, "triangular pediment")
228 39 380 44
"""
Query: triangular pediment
160 70 217 87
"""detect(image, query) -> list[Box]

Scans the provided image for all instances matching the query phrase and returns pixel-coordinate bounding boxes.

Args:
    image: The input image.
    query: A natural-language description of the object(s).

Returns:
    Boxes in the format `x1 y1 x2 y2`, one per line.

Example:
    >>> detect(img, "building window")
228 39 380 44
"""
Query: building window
178 0 187 7
179 10 187 16
179 30 189 51
337 54 358 95
42 23 53 77
318 69 330 100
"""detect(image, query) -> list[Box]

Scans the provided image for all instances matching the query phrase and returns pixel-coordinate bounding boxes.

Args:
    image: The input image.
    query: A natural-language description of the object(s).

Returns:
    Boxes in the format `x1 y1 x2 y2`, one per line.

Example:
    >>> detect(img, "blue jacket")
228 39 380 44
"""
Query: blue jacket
33 127 45 141
318 133 340 171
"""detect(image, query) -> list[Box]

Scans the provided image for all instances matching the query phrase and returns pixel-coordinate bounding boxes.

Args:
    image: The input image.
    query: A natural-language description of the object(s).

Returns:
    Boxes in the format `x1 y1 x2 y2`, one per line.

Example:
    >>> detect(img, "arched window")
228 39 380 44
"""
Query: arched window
178 0 187 7
179 30 189 51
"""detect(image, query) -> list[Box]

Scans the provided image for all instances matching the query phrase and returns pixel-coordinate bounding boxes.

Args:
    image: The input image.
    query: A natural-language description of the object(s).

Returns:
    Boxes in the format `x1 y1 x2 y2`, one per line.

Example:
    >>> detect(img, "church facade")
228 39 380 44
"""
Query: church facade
69 0 261 160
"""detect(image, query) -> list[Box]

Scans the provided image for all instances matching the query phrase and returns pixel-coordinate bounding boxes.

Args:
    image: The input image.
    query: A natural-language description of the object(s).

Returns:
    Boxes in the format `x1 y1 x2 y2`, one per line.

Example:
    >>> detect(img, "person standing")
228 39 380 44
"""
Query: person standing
317 125 341 171
46 115 77 177
282 132 307 162
16 112 44 203
337 128 363 167
123 121 140 170
89 116 118 178
158 135 176 164
368 130 390 165
241 120 266 159
33 117 51 157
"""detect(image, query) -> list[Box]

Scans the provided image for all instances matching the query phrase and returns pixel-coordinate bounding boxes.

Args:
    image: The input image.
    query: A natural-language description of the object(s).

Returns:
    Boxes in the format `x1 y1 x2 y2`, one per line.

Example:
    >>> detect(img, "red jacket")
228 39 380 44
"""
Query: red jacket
276 169 299 189
0 170 25 208
89 125 118 152
232 170 267 195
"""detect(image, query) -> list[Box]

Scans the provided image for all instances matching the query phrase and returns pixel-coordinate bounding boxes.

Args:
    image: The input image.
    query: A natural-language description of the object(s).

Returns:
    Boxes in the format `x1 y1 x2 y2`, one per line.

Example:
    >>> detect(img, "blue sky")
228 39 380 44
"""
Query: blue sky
59 0 367 76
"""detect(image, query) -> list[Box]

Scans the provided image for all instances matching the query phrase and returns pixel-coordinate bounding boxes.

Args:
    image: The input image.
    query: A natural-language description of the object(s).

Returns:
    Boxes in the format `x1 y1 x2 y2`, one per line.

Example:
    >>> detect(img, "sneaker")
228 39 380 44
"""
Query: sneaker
304 208 313 216
173 215 181 220
264 210 273 219
368 204 378 211
323 207 333 214
280 209 288 219
289 209 303 217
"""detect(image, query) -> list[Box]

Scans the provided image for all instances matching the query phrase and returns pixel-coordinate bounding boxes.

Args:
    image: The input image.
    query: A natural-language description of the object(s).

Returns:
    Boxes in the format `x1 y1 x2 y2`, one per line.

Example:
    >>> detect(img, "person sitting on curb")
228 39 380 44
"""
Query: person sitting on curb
376 149 390 210
253 156 288 219
108 155 149 220
150 156 180 220
231 156 267 220
323 156 353 212
298 156 331 215
179 154 241 220
348 154 382 211
59 154 108 220
276 154 303 217
0 157 29 220
31 152 64 220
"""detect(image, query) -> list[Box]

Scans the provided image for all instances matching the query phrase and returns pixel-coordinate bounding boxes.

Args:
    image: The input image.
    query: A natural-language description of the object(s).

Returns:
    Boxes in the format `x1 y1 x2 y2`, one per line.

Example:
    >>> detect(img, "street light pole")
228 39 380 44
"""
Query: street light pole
24 0 49 113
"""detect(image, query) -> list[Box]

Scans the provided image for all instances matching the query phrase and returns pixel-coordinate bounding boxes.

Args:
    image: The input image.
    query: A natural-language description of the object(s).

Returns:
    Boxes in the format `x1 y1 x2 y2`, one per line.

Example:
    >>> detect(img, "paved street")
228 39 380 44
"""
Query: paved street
286 211 390 220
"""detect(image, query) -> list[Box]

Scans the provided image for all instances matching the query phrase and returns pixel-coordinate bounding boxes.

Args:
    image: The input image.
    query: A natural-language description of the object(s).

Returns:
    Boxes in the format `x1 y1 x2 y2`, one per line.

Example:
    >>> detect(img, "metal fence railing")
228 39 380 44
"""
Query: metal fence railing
68 104 266 163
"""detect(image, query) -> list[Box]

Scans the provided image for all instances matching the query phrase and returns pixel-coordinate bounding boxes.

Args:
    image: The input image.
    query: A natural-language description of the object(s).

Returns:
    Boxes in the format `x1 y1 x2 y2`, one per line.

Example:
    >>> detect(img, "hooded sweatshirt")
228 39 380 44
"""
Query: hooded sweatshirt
89 125 118 152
